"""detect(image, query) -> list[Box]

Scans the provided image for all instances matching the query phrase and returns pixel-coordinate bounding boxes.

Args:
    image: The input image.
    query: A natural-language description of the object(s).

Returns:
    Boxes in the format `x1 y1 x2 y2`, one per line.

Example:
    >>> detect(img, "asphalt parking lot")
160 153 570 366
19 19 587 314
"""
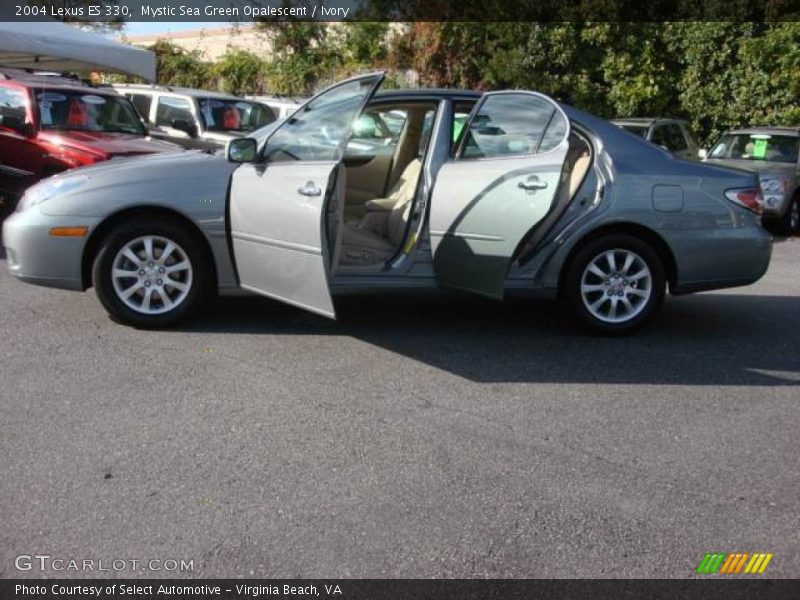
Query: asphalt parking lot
0 236 798 579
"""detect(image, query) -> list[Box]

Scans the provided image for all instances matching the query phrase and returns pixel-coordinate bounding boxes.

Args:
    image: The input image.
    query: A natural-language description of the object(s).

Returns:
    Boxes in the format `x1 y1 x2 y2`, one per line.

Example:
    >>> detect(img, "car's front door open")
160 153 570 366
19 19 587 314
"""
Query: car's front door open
429 92 571 299
228 73 384 318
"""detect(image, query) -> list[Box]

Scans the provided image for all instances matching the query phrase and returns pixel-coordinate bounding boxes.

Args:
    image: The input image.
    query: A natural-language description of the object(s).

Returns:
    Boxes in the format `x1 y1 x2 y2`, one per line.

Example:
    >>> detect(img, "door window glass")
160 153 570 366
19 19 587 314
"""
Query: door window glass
0 87 28 131
452 101 475 150
347 108 407 157
197 98 275 132
263 76 381 162
128 94 152 122
460 93 567 159
418 108 438 155
155 96 194 128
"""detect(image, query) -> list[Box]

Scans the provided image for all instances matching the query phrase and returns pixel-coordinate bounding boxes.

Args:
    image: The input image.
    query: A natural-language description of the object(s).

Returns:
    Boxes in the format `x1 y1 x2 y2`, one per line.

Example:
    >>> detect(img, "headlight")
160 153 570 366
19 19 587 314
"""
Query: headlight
16 174 90 212
759 175 790 194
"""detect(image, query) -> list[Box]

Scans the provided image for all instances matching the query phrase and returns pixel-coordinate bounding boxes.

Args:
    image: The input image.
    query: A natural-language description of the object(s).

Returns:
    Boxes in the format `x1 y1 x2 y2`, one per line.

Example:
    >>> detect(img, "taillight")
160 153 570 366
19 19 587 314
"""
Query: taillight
725 187 763 215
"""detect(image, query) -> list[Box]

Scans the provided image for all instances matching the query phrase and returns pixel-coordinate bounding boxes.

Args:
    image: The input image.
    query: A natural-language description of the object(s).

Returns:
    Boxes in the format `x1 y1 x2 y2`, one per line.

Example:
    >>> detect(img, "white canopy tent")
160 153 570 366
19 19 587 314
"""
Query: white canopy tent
0 21 155 81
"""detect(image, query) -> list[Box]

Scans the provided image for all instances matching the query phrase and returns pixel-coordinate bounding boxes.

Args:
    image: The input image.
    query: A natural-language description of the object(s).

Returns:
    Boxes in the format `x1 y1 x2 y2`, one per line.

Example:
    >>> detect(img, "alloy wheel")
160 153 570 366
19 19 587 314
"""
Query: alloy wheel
111 235 193 315
580 248 653 324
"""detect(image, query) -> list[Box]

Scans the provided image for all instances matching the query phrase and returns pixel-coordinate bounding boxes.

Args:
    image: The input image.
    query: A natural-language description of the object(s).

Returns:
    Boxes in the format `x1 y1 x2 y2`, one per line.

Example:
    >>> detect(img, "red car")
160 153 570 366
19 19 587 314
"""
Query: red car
0 70 179 214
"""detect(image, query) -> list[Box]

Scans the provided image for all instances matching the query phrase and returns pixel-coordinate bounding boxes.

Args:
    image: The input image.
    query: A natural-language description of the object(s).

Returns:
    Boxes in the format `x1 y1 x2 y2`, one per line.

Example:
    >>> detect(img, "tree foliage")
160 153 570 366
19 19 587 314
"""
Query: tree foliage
212 50 268 96
398 22 800 145
149 40 210 89
128 22 798 146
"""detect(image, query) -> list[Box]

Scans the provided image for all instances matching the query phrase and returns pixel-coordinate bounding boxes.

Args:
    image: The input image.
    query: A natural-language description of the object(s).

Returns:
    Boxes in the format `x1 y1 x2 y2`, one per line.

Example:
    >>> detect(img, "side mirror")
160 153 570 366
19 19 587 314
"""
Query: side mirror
0 114 34 137
698 148 708 160
227 138 258 163
170 118 198 138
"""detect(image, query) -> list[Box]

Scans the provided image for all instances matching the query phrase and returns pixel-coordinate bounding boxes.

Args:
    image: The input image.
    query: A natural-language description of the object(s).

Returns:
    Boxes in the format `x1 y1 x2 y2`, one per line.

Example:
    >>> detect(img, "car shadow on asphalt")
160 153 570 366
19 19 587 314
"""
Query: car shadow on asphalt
185 291 800 386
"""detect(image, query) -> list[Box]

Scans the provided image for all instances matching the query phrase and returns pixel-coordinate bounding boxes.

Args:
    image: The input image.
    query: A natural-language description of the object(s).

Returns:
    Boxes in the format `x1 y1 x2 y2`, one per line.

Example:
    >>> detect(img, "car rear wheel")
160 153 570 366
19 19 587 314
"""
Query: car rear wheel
564 234 666 335
92 219 211 328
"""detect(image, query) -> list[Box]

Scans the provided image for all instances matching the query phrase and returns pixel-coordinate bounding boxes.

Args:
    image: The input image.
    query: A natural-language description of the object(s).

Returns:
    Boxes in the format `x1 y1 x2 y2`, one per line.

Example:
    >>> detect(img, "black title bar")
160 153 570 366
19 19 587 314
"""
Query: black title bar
3 579 800 600
2 0 800 22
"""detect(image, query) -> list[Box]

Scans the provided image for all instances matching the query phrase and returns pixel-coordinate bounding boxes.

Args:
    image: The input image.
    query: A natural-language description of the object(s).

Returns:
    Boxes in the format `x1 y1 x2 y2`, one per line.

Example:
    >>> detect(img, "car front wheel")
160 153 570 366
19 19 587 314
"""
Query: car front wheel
92 219 211 328
782 196 799 236
564 235 666 335
764 195 800 236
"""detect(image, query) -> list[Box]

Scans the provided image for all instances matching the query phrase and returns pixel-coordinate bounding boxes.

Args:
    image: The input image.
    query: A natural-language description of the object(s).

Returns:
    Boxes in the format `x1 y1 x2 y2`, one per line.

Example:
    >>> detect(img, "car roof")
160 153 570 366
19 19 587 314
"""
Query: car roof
250 95 306 104
727 126 800 137
114 83 250 102
612 117 688 127
373 89 481 101
0 69 113 93
1 80 118 95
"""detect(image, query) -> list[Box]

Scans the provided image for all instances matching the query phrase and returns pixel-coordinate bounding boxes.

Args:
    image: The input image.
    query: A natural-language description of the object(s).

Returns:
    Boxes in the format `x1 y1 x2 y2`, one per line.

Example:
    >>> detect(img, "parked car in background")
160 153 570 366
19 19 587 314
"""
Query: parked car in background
0 70 179 215
5 74 771 335
114 84 277 151
246 95 306 120
612 118 698 161
700 127 800 235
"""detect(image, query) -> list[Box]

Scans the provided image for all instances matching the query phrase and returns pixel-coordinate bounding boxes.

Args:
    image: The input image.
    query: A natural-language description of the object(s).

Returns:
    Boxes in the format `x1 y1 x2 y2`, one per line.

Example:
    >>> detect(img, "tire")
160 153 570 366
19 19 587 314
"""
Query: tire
563 234 666 335
770 196 800 236
91 218 211 328
0 191 20 221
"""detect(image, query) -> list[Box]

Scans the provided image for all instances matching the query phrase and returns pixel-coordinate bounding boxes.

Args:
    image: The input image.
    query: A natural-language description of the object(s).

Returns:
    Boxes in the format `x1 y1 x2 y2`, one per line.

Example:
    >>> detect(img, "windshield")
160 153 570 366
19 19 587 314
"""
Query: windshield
619 124 648 138
710 133 799 164
196 98 275 133
36 90 145 135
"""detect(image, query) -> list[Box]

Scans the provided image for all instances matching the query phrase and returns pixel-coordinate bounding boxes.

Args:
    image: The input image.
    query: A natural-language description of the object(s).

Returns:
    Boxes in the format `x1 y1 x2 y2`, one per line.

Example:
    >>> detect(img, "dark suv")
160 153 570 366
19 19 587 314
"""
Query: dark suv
0 70 179 215
612 117 698 161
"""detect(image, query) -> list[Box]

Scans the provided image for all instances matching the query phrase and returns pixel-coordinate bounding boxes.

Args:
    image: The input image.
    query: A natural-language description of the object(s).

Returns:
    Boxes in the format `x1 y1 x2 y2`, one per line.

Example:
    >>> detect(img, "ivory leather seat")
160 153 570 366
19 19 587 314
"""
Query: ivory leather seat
339 159 422 264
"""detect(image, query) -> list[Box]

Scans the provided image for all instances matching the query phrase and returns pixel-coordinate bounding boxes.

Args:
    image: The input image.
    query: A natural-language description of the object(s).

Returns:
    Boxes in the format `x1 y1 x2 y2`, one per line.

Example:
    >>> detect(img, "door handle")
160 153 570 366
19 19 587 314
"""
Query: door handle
298 181 322 197
518 176 548 192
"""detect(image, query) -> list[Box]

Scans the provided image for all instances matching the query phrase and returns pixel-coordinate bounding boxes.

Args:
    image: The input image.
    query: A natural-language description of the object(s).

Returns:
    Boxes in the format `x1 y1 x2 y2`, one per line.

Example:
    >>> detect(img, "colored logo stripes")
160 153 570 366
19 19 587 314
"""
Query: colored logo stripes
696 552 773 574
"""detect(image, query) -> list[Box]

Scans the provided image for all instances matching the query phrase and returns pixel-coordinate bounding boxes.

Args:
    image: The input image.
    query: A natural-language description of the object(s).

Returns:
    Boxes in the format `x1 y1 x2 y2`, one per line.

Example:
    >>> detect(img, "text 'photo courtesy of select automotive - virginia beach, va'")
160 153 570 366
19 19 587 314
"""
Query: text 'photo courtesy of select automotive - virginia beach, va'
0 2 798 599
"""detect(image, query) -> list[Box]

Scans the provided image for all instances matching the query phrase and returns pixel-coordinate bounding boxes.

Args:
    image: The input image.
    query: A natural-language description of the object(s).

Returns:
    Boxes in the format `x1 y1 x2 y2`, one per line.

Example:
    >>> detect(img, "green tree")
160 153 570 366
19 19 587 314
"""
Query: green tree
671 22 800 145
256 19 334 94
213 49 268 95
149 40 211 89
338 22 390 66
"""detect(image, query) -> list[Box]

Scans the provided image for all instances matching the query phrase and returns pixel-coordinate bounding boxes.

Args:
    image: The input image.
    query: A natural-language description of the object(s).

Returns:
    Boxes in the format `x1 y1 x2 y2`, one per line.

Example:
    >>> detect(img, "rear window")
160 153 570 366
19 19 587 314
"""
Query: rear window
651 124 688 152
619 125 648 138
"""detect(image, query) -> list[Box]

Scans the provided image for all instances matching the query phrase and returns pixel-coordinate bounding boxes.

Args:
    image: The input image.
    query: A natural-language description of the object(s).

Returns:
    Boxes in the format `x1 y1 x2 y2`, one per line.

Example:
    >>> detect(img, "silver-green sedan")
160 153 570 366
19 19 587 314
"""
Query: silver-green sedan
3 73 772 334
